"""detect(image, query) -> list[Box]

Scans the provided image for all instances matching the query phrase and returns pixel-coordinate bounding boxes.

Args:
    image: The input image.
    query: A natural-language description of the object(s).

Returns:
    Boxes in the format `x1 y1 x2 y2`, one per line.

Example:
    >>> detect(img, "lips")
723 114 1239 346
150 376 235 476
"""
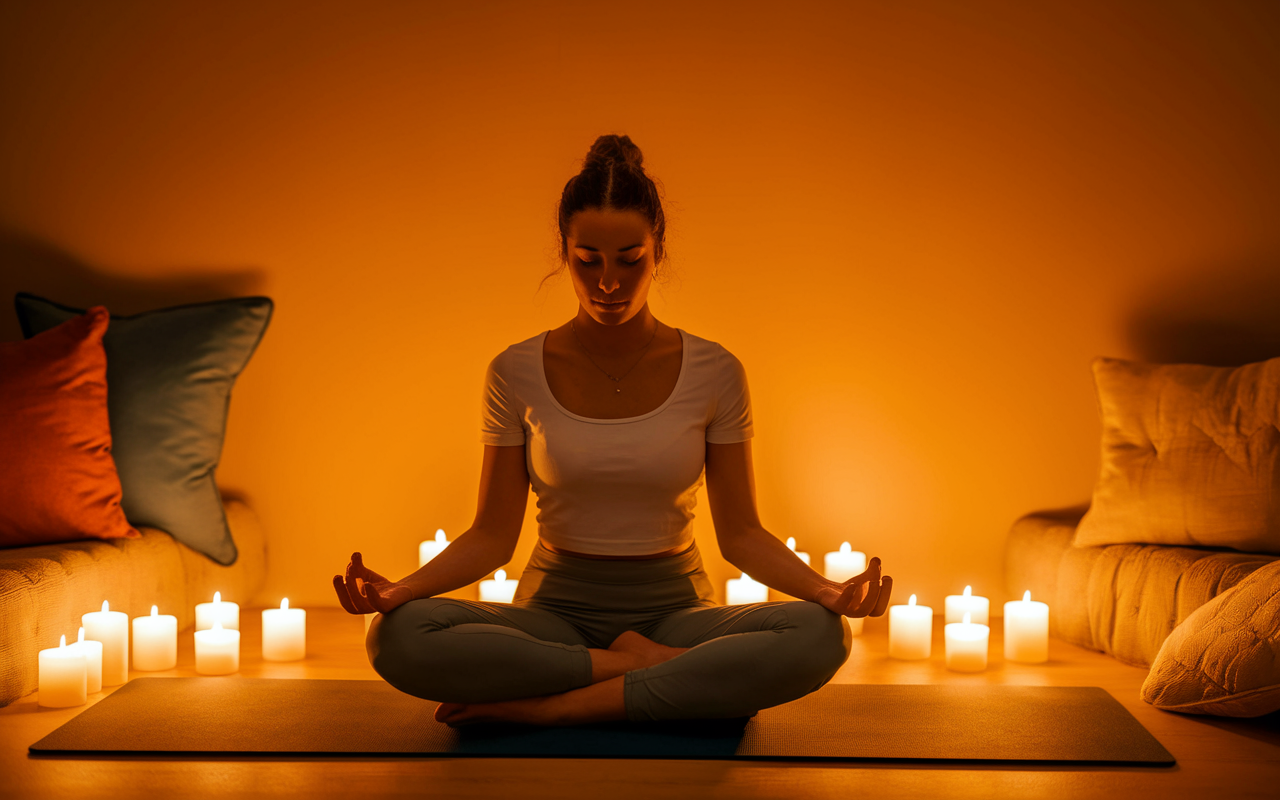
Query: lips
592 298 627 307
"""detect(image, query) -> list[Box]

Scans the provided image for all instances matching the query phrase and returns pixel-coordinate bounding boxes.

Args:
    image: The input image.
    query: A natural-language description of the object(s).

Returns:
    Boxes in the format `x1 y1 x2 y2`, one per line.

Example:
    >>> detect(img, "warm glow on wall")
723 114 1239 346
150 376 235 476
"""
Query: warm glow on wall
1 1 1278 607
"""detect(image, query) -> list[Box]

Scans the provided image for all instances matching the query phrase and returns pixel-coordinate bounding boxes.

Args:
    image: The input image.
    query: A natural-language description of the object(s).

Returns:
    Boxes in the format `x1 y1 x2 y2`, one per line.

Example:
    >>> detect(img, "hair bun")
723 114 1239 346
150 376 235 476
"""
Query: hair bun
585 134 643 172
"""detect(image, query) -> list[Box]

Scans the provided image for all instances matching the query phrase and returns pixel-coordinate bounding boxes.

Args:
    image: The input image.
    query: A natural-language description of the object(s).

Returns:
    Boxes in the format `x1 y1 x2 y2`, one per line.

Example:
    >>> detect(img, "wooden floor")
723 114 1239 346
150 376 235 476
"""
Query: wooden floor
3 607 1278 799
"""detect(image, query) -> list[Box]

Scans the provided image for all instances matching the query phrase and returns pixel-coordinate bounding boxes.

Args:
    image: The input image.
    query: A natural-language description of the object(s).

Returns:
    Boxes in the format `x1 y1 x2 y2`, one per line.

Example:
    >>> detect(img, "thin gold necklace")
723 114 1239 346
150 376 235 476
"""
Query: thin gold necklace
570 318 659 394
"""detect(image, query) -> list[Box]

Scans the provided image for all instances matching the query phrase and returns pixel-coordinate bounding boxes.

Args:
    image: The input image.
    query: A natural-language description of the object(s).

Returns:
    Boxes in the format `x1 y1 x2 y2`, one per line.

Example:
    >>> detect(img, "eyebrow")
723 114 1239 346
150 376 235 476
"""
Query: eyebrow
573 243 643 252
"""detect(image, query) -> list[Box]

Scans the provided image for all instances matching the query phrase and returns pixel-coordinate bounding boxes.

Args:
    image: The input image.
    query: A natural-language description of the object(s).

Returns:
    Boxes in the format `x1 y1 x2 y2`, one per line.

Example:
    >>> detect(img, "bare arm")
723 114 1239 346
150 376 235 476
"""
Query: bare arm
705 440 892 616
333 444 530 614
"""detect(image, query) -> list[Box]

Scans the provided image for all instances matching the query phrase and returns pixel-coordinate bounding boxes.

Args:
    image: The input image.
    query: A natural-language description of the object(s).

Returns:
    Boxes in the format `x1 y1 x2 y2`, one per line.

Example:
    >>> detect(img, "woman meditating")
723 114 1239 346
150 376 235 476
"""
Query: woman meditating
332 134 893 727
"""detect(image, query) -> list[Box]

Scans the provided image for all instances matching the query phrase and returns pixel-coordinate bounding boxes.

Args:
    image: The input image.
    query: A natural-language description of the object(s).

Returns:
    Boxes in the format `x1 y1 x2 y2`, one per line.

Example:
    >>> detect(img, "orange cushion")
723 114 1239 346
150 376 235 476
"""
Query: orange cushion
0 307 139 546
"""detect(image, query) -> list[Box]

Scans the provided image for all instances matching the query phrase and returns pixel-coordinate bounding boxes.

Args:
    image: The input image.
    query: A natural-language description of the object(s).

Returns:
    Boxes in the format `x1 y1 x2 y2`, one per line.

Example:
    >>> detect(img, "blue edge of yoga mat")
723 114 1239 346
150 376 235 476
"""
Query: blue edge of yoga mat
29 678 1176 765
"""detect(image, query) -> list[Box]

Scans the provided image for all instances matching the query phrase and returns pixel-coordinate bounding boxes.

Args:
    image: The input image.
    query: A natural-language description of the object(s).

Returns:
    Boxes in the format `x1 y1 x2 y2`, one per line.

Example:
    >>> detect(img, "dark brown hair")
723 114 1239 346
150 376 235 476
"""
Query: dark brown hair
554 134 667 270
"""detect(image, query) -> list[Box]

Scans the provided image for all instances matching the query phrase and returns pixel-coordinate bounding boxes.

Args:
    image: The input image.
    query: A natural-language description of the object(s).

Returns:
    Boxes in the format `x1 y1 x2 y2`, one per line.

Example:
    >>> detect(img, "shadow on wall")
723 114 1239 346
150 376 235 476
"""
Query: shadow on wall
1127 258 1280 367
0 227 267 342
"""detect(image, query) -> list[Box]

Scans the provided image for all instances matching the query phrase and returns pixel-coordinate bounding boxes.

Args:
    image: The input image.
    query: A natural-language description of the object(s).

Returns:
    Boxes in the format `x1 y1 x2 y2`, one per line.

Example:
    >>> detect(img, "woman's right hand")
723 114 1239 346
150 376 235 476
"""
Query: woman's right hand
332 552 415 615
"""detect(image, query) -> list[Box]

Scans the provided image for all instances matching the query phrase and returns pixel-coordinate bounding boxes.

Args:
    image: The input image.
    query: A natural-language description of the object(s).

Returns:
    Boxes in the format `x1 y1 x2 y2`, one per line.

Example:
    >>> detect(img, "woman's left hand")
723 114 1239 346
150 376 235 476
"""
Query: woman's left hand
815 557 893 618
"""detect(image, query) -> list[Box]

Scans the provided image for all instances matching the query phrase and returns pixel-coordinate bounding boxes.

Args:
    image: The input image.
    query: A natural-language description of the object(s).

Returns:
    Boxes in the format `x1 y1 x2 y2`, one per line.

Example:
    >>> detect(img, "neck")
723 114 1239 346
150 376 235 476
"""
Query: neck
573 305 658 357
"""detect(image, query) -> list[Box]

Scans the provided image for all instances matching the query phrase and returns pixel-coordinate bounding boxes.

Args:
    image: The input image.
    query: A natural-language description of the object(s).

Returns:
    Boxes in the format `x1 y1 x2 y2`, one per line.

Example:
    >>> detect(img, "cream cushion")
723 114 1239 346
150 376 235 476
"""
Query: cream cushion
1075 356 1280 553
0 498 265 708
1141 559 1280 717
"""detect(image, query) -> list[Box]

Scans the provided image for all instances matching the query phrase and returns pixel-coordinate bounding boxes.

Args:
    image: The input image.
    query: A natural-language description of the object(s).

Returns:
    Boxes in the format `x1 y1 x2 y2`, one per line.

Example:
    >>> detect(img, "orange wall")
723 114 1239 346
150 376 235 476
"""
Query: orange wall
2 0 1278 609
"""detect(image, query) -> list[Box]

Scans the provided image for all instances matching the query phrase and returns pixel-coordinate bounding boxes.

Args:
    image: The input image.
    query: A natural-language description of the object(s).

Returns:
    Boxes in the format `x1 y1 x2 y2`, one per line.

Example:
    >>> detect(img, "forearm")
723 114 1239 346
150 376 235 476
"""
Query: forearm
719 526 838 604
397 528 512 600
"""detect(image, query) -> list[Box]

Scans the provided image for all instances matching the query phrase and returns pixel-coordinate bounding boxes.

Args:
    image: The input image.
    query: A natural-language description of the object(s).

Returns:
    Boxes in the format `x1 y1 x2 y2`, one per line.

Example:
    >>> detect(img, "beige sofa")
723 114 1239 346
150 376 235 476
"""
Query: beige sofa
0 498 266 708
1004 504 1278 669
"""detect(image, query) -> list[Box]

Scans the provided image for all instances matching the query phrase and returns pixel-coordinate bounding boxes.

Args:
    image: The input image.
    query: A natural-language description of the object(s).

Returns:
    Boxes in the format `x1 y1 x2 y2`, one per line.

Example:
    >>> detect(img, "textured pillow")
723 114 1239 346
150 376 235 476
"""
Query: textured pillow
0 307 140 546
1141 558 1280 717
1075 356 1280 553
14 293 273 565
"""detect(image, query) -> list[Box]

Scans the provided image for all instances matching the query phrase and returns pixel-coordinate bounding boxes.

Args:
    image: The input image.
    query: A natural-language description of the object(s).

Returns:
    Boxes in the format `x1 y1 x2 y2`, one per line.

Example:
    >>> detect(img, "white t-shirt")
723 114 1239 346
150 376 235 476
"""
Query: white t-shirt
480 328 753 556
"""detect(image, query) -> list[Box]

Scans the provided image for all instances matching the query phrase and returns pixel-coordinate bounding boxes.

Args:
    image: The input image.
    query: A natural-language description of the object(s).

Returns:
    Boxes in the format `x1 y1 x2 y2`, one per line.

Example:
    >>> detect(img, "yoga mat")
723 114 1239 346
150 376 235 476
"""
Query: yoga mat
29 678 1175 765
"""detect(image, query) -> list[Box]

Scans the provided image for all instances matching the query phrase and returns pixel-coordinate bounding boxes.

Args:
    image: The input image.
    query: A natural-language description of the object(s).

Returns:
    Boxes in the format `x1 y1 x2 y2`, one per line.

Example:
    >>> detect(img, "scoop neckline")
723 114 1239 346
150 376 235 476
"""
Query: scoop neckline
538 327 689 424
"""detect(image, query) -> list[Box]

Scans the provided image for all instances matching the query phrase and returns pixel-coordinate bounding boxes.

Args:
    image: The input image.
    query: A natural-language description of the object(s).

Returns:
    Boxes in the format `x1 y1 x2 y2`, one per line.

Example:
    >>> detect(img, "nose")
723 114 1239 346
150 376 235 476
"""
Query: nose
597 263 622 294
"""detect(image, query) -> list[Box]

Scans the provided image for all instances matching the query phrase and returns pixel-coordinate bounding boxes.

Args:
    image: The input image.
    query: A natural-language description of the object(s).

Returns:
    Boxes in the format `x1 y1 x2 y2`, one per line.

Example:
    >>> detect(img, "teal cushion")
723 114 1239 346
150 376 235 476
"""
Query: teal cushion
15 293 272 565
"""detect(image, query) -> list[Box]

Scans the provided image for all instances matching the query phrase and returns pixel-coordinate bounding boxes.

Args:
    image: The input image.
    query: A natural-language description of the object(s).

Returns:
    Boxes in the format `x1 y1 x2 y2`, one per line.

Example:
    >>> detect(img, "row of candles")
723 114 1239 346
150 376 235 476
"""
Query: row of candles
431 530 1050 670
37 594 305 708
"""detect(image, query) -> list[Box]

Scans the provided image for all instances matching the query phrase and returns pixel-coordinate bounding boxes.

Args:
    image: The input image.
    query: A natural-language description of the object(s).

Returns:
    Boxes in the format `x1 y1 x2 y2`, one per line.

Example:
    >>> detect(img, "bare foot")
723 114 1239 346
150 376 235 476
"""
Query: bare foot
607 630 690 670
434 695 555 727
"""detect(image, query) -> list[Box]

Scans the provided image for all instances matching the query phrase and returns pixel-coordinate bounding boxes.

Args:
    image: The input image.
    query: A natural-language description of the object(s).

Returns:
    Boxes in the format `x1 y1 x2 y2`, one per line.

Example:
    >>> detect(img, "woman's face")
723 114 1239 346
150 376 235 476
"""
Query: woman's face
566 207 656 326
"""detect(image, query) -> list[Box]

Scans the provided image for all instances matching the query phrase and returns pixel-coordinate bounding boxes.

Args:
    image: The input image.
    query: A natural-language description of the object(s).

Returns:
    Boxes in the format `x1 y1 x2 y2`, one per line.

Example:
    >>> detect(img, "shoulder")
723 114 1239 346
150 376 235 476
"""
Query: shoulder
678 329 747 376
487 331 546 376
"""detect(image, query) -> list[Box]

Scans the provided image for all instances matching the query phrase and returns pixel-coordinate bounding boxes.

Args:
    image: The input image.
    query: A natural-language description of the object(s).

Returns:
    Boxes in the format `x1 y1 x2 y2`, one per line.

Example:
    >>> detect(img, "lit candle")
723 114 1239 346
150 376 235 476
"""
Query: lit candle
1003 590 1049 663
726 572 769 605
66 627 103 694
824 542 868 635
889 594 933 660
944 585 990 625
132 605 177 671
944 611 989 672
419 528 451 568
262 598 307 661
195 591 240 631
479 569 516 603
785 537 811 565
194 620 240 675
81 600 128 686
39 634 88 707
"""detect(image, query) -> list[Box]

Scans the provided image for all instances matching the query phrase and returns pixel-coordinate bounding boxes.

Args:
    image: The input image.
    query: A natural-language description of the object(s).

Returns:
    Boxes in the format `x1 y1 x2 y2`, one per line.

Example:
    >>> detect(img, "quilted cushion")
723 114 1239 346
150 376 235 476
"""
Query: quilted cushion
1075 356 1280 553
1142 559 1280 717
1005 507 1277 667
0 498 266 708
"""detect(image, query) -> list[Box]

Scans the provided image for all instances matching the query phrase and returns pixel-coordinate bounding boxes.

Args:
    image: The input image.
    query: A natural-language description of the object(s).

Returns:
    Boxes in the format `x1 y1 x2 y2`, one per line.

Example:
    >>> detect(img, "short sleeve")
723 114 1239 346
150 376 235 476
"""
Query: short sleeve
480 352 526 446
706 348 754 443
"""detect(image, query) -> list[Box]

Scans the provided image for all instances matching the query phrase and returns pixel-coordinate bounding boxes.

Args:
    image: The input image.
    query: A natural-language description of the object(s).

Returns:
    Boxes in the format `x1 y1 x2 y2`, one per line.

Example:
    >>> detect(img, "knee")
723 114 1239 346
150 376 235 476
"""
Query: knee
364 598 455 693
781 602 853 678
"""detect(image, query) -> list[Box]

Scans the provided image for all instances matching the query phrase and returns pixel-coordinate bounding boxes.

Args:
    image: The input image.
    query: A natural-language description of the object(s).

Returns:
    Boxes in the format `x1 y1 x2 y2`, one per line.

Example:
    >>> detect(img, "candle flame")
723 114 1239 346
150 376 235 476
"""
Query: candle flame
59 635 67 648
78 627 85 643
213 591 221 604
282 598 290 610
963 585 972 597
840 542 851 554
963 611 971 625
151 605 158 617
1023 590 1032 602
101 600 109 613
436 529 447 542
909 594 917 606
213 620 223 631
786 537 796 550
495 569 507 582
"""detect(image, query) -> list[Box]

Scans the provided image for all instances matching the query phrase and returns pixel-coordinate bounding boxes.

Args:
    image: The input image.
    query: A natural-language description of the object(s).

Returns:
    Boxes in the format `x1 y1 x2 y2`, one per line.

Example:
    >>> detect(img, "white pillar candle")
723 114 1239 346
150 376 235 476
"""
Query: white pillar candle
81 600 129 686
479 569 516 603
726 572 769 605
38 635 87 708
824 542 868 635
944 585 990 625
1004 590 1050 663
67 627 103 694
418 528 451 568
132 605 178 671
262 597 307 661
194 621 240 675
195 591 240 631
889 594 933 660
785 537 811 566
944 611 989 672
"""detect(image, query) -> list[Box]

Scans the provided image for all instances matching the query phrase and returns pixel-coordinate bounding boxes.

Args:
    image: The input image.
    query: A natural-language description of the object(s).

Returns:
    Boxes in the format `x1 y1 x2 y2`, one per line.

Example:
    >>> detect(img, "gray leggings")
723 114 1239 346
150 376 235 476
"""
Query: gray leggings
366 540 853 721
